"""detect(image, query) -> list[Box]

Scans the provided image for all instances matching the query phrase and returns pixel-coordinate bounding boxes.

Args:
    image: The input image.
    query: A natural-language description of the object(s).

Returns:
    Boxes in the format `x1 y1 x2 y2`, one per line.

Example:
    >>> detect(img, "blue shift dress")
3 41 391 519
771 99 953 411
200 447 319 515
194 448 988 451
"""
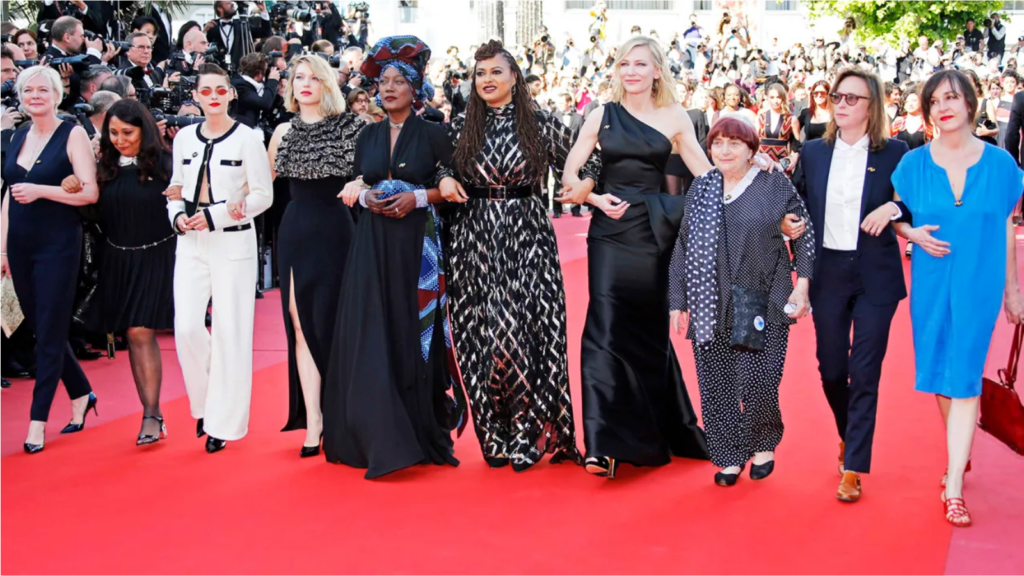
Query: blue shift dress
892 143 1023 399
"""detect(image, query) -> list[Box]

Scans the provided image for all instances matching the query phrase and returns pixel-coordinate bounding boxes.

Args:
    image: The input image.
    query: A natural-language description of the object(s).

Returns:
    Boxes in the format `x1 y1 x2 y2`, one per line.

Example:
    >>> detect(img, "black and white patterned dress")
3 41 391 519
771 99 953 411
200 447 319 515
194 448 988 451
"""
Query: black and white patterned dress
440 102 598 470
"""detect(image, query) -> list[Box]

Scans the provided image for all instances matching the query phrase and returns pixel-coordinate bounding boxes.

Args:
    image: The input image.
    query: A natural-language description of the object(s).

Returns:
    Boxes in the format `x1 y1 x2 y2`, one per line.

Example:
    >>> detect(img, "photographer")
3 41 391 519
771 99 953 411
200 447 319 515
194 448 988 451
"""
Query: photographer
78 64 111 105
99 75 136 100
231 51 279 130
44 16 103 65
37 0 108 37
83 89 119 137
299 1 343 47
167 28 211 76
115 33 167 91
206 1 272 69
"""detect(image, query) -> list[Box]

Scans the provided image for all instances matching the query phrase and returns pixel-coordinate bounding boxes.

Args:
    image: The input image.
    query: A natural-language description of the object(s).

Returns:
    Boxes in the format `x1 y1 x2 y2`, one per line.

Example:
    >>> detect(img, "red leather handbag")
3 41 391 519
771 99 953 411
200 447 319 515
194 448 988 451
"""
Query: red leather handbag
980 324 1024 455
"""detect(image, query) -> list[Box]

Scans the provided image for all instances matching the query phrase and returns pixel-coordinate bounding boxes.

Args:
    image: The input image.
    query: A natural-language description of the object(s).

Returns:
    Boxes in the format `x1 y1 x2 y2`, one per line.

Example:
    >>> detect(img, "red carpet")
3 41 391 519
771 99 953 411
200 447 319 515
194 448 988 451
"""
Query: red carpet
1 218 1021 574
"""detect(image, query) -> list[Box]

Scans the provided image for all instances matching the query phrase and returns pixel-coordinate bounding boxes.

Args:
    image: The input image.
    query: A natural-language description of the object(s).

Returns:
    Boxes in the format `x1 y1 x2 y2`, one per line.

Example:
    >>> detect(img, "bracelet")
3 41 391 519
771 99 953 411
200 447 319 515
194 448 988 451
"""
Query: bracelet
413 189 428 209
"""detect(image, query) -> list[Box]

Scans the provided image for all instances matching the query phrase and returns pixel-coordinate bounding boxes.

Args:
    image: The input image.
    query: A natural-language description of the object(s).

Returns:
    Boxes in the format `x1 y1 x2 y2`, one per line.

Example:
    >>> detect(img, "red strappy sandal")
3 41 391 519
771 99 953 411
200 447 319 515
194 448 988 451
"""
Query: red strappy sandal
941 491 972 527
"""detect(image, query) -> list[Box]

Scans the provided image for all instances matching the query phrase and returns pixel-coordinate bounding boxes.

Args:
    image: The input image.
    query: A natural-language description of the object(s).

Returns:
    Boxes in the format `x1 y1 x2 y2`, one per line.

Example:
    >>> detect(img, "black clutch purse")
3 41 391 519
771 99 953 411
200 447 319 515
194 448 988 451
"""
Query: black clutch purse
730 284 769 352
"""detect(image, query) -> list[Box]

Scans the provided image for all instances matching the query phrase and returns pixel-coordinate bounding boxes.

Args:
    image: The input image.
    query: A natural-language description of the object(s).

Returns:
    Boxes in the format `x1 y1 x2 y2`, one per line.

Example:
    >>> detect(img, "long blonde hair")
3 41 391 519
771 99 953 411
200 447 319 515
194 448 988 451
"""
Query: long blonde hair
609 36 678 108
284 54 346 116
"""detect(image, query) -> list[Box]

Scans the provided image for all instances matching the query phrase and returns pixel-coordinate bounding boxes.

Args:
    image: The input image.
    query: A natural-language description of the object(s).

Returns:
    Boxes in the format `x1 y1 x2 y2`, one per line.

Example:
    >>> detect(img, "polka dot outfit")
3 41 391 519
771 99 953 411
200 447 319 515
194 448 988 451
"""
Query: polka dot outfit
669 168 815 468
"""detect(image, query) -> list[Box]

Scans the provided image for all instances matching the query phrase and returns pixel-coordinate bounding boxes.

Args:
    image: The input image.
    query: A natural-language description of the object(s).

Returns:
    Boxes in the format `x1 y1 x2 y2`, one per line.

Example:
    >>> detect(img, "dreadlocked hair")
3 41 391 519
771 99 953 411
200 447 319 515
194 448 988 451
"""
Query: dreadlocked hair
452 39 548 183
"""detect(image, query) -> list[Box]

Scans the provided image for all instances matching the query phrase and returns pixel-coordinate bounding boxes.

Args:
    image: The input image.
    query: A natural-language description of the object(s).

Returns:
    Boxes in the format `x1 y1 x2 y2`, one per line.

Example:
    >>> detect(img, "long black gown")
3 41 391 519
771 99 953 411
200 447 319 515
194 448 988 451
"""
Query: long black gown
275 113 366 432
581 103 710 467
322 116 464 479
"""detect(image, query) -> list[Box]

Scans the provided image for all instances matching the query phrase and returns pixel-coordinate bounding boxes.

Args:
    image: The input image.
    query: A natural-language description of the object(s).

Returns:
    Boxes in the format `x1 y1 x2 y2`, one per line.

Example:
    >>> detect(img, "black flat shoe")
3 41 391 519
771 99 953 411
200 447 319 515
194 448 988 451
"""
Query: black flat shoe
585 456 618 479
60 392 98 434
205 437 226 453
137 415 167 446
715 463 746 487
750 460 775 480
74 347 104 361
23 442 44 454
1 378 11 388
196 418 206 438
485 456 510 469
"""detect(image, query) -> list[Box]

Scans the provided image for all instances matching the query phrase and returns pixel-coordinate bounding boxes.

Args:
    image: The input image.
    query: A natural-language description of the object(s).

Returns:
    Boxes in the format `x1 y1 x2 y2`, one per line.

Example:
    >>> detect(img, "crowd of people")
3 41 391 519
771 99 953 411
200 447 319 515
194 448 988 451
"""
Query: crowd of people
2 0 1023 532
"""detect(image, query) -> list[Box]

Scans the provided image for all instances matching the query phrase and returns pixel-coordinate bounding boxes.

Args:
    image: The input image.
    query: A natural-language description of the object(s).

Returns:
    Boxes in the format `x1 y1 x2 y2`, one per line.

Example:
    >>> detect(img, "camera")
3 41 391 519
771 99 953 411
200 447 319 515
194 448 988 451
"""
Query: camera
446 69 468 81
152 110 206 128
83 30 99 40
14 59 39 68
50 54 89 67
590 35 598 43
0 34 11 44
111 41 132 51
1 79 17 107
349 2 369 19
313 52 343 68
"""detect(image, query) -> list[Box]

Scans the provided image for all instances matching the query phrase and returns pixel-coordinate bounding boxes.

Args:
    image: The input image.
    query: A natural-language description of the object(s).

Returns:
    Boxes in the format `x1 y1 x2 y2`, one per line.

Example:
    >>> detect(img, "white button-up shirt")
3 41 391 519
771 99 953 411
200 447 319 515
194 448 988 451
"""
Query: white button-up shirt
823 133 869 251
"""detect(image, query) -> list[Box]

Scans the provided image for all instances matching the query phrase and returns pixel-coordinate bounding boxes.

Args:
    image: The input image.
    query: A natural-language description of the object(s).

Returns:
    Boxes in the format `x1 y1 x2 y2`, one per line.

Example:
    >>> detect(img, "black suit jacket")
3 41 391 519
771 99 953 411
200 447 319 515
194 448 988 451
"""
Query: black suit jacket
230 73 279 129
135 5 172 64
1005 91 1024 166
793 138 910 305
207 17 271 68
687 107 709 151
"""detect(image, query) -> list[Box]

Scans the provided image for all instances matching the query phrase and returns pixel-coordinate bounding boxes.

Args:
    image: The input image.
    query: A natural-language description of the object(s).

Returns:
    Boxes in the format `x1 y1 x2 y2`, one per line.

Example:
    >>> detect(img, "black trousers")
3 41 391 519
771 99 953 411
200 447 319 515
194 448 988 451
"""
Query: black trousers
811 249 898 474
8 234 93 421
692 324 789 468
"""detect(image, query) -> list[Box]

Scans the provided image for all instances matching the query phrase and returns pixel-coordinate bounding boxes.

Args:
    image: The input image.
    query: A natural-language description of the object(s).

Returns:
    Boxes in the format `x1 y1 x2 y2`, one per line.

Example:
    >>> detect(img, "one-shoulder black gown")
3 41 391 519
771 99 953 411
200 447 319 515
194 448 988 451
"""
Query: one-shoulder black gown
581 103 710 467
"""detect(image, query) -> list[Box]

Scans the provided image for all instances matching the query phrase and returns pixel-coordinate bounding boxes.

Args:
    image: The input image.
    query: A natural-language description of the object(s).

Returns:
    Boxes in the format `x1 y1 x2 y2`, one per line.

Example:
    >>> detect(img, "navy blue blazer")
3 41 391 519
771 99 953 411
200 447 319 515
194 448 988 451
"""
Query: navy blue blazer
793 137 909 305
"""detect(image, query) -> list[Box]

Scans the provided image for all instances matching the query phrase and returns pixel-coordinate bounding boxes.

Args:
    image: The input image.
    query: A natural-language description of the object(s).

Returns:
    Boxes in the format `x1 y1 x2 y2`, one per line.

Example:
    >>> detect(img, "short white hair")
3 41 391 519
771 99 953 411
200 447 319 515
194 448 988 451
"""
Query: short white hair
16 65 65 112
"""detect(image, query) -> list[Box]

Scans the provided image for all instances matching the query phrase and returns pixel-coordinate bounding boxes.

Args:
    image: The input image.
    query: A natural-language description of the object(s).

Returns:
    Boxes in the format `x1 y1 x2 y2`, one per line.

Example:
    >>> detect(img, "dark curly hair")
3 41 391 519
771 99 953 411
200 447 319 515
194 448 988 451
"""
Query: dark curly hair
97 99 170 186
452 40 547 183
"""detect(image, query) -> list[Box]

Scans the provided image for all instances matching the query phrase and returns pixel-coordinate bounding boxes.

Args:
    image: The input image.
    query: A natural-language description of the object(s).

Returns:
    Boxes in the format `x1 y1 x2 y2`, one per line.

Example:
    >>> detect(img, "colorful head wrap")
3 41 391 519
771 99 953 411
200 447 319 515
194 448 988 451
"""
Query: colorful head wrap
362 35 435 106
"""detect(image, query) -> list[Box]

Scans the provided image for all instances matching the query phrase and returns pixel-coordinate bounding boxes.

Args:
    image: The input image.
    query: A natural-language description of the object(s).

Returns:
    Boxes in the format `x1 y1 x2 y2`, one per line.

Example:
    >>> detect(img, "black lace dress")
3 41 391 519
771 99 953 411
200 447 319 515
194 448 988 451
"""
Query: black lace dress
275 113 366 432
440 103 598 470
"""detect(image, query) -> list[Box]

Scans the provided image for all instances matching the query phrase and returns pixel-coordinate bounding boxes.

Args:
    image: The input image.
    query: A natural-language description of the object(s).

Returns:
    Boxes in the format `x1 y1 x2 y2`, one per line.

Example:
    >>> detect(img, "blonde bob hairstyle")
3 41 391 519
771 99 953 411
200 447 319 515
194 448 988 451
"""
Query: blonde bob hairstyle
609 36 678 108
823 67 889 152
284 54 346 116
16 65 65 113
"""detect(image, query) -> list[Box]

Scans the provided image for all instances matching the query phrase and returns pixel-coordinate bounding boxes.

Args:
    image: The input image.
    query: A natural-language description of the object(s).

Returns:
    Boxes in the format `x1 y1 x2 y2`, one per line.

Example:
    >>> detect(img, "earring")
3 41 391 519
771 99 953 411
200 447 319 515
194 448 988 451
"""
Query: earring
512 84 518 96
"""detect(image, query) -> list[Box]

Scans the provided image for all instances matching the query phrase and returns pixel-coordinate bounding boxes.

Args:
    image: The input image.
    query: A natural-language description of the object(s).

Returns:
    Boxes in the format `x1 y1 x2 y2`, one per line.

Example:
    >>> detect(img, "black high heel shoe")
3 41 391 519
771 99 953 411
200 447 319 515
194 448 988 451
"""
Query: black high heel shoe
137 415 168 446
585 456 618 479
60 392 98 434
205 436 227 453
714 463 746 487
23 441 44 454
196 418 206 438
300 433 323 458
750 459 775 480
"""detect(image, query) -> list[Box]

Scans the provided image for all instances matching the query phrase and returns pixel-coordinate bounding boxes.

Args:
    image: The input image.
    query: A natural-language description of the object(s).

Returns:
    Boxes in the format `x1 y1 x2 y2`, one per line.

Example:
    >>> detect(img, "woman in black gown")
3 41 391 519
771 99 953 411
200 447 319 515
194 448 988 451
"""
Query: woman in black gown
1 66 98 453
269 55 366 457
559 37 712 477
90 100 175 445
560 37 800 478
325 36 464 479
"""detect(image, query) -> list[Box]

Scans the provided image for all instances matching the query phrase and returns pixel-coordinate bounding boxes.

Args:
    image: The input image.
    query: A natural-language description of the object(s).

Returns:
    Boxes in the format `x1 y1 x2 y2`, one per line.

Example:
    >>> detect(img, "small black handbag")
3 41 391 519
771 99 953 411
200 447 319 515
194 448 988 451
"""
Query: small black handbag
729 283 769 353
723 211 780 353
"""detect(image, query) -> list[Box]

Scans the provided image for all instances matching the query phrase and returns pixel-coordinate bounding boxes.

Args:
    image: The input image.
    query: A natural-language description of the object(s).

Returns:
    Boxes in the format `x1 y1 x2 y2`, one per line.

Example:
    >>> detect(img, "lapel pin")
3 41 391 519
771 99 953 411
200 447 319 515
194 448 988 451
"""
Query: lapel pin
192 152 198 157
604 125 610 129
867 167 876 172
399 162 406 168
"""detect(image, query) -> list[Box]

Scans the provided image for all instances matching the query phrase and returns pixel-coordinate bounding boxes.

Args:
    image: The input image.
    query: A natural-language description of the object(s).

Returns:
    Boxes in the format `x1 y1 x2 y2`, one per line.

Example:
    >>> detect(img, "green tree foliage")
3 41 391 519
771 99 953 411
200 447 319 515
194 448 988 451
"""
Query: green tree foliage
805 0 1006 46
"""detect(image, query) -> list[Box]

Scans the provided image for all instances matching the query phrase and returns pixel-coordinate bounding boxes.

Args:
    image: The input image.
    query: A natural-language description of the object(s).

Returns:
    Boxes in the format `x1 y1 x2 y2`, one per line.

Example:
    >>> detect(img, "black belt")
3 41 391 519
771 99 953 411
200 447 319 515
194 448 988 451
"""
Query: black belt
466 185 540 201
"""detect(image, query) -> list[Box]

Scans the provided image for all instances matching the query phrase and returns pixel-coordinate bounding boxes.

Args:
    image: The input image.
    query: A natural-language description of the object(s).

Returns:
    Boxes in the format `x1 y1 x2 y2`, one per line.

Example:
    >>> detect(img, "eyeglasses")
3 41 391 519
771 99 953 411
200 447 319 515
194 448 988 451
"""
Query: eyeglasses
812 91 828 97
198 86 231 96
830 92 868 106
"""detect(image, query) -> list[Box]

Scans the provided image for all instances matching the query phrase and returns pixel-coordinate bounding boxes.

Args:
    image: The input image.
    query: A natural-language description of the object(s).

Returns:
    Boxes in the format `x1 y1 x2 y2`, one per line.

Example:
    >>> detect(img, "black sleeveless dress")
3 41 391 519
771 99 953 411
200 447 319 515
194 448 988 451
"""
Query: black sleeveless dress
581 103 710 467
274 113 365 432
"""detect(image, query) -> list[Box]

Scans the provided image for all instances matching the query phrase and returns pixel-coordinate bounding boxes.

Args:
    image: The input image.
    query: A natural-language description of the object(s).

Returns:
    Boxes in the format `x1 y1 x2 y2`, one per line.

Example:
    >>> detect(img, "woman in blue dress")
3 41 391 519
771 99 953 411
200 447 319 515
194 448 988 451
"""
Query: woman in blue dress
891 70 1024 528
